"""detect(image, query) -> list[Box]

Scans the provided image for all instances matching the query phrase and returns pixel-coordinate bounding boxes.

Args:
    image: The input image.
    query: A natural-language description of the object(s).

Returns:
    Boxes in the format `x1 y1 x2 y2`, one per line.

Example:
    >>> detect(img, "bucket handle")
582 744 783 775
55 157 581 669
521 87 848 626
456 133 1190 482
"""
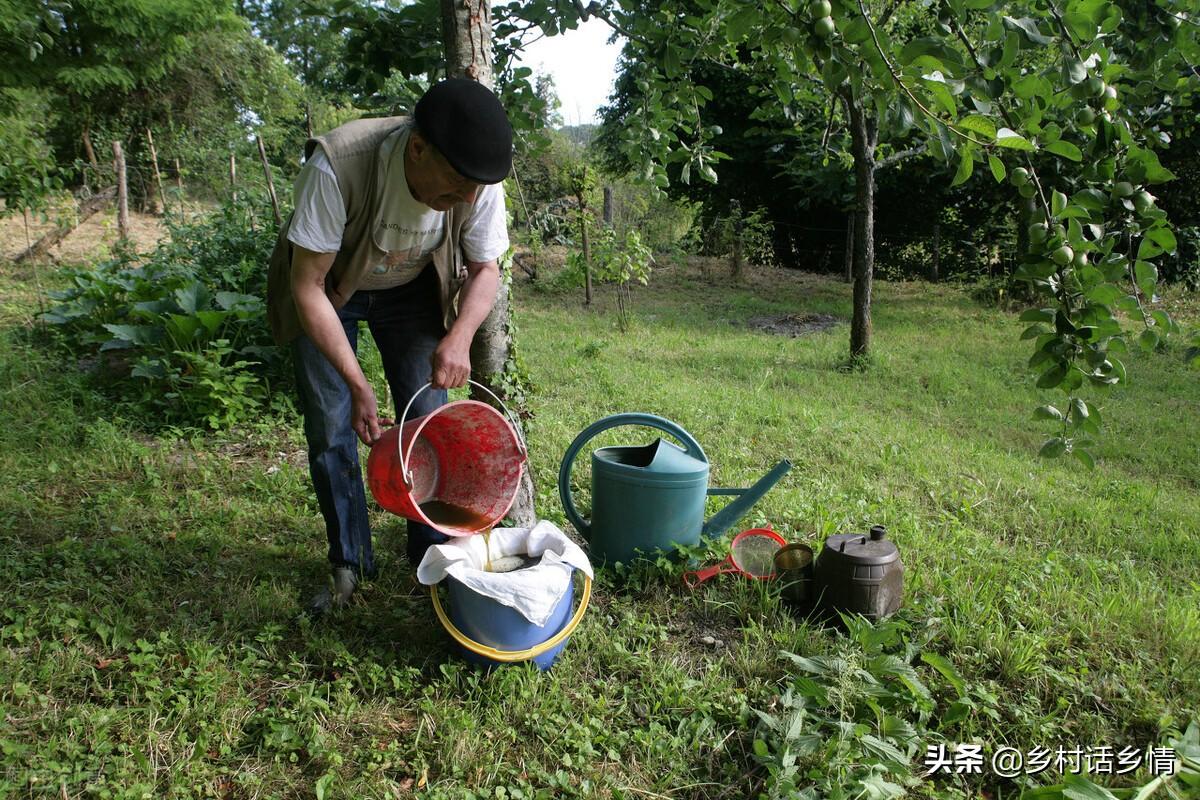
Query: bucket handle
398 380 529 488
429 573 592 663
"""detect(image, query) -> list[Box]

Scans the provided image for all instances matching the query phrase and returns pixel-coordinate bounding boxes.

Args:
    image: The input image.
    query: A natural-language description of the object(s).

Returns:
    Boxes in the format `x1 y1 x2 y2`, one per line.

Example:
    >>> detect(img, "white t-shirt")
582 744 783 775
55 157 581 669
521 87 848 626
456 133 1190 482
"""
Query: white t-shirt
287 125 509 291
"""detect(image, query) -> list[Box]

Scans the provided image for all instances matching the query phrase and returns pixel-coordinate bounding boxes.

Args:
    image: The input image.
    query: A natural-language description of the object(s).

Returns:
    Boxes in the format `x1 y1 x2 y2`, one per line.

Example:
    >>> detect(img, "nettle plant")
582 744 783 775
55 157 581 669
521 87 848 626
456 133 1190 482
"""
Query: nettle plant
516 0 1199 465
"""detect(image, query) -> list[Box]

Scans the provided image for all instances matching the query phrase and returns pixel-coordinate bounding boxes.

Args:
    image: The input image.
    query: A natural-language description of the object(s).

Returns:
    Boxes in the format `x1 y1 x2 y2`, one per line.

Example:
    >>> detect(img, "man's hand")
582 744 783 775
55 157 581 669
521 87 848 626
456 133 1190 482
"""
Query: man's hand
432 257 500 390
431 332 471 389
350 383 386 445
291 246 386 444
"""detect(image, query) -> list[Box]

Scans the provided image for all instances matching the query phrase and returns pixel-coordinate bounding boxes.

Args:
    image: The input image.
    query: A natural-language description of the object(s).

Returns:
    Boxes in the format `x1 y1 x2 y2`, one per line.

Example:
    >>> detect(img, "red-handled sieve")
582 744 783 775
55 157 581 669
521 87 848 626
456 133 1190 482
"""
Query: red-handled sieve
682 527 787 589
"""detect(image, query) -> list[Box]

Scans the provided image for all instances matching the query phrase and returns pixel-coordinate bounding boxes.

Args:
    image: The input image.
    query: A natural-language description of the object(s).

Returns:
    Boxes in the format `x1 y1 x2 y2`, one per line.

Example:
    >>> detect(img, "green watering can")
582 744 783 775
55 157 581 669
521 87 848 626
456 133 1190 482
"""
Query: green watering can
558 413 792 565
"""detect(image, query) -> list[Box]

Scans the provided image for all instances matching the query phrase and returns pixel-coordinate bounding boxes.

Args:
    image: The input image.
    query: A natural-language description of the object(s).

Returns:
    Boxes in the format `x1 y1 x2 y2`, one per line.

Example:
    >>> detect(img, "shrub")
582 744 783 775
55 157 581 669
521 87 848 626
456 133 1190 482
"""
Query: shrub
40 196 288 430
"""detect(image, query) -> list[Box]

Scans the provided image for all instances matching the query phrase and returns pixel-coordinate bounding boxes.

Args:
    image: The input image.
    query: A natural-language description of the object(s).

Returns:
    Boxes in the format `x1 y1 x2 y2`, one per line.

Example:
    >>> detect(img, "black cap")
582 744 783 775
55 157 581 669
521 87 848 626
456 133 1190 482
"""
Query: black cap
414 78 513 184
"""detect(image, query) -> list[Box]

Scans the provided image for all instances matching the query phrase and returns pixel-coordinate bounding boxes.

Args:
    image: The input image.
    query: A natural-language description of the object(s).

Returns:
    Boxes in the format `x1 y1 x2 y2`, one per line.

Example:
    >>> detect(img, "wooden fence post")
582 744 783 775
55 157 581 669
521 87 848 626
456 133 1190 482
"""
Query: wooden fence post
173 158 185 217
256 135 282 226
112 141 129 244
82 128 99 170
229 152 237 204
82 128 100 192
145 128 168 216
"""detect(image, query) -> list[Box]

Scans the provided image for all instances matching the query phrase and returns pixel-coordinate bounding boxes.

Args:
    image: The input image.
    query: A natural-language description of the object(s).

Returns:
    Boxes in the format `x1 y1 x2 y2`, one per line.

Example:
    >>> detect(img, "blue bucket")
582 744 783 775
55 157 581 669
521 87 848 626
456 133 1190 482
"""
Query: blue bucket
444 572 576 670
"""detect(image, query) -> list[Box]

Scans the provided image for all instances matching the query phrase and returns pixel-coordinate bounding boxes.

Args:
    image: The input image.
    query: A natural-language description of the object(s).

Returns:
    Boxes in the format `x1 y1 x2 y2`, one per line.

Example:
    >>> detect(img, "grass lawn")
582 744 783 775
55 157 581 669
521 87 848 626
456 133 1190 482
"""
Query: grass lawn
0 251 1197 799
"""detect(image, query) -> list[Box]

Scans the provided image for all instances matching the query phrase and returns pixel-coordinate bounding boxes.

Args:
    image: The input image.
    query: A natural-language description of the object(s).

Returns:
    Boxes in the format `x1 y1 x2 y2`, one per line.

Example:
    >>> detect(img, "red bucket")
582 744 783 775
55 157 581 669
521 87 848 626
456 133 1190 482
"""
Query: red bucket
366 382 527 537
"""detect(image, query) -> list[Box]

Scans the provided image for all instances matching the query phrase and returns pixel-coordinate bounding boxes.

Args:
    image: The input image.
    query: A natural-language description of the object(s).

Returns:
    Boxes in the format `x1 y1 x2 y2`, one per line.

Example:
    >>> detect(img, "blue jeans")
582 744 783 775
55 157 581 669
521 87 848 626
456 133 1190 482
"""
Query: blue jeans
292 265 449 579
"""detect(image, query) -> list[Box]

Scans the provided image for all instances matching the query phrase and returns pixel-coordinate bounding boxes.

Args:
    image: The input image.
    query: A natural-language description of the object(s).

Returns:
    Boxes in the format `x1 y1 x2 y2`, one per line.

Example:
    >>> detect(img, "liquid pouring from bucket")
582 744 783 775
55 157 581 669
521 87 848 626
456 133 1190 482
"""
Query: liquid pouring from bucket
683 527 787 588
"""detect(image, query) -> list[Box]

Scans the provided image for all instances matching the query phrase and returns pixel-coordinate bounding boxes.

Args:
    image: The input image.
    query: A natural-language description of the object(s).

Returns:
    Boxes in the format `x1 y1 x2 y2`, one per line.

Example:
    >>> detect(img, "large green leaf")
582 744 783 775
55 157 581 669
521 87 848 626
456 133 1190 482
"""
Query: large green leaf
1134 261 1158 297
1037 363 1069 389
996 127 1035 150
988 154 1006 183
922 78 959 117
951 148 974 186
1003 16 1053 45
1044 140 1083 161
1126 146 1177 184
166 313 204 343
1034 404 1064 420
959 114 997 139
920 651 966 696
195 310 229 336
174 284 212 314
1013 74 1052 100
1137 237 1162 260
899 38 966 74
102 324 162 347
215 291 262 312
1146 227 1177 253
1040 437 1068 458
725 6 760 42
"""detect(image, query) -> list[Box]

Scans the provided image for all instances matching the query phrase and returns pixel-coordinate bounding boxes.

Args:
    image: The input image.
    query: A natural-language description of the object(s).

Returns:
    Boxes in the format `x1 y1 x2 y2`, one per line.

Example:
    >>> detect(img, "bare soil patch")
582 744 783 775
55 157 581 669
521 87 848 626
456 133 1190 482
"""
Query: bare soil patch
1 201 168 263
746 312 840 336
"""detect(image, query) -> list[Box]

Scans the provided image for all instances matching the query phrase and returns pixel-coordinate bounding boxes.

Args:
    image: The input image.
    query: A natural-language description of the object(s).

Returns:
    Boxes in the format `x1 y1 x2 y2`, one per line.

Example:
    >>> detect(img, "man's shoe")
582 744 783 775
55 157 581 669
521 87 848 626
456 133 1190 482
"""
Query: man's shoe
305 567 359 617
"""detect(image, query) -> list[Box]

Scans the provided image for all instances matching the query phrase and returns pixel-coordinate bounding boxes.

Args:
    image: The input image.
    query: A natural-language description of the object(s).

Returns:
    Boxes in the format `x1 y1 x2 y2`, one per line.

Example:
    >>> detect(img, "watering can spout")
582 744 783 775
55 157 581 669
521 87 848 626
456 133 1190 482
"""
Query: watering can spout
701 459 792 540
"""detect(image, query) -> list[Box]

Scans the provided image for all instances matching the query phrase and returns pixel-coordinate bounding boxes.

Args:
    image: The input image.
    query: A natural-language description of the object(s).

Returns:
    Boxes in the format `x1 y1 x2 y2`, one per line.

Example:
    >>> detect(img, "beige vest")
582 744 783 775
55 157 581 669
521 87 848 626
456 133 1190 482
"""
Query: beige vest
266 116 470 346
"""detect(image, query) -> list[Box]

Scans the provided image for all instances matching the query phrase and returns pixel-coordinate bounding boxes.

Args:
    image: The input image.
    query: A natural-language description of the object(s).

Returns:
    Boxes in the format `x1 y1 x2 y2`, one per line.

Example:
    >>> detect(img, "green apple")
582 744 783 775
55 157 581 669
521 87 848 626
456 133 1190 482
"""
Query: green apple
809 0 832 18
1087 76 1107 98
1019 182 1037 198
1029 222 1049 245
1075 107 1096 126
1010 167 1030 187
813 16 836 37
1132 190 1156 214
1051 245 1075 266
1103 84 1119 110
1073 250 1089 268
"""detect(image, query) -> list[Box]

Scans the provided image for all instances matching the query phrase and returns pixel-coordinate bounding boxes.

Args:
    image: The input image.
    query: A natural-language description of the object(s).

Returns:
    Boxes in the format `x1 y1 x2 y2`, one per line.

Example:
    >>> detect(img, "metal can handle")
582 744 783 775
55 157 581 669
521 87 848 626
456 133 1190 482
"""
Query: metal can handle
557 413 709 543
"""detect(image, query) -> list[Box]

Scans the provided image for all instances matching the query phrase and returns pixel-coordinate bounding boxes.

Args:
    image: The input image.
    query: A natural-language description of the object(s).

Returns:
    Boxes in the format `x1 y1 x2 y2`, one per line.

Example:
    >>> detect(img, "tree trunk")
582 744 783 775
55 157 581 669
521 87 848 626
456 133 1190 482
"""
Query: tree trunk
440 0 492 83
257 135 283 227
932 219 941 282
1015 194 1035 272
579 197 592 305
846 93 877 360
441 0 536 527
728 200 743 280
843 210 855 283
603 187 613 226
15 187 117 264
113 141 130 244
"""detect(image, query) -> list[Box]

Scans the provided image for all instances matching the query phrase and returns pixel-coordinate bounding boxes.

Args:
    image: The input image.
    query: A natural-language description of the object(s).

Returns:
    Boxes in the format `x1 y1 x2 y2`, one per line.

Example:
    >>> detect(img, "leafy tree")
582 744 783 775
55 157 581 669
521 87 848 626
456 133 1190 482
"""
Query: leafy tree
513 0 1199 463
1 0 307 207
0 89 61 219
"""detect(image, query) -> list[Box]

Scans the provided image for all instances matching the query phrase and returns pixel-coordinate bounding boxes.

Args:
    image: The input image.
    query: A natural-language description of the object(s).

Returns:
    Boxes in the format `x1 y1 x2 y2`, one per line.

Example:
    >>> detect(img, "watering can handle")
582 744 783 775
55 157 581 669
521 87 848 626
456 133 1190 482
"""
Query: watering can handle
397 381 529 488
558 413 708 542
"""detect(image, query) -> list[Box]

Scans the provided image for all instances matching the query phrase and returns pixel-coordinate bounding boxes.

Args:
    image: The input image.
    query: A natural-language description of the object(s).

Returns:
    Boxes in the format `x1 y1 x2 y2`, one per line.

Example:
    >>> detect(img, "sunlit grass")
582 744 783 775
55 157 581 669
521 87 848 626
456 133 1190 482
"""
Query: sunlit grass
0 257 1196 798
